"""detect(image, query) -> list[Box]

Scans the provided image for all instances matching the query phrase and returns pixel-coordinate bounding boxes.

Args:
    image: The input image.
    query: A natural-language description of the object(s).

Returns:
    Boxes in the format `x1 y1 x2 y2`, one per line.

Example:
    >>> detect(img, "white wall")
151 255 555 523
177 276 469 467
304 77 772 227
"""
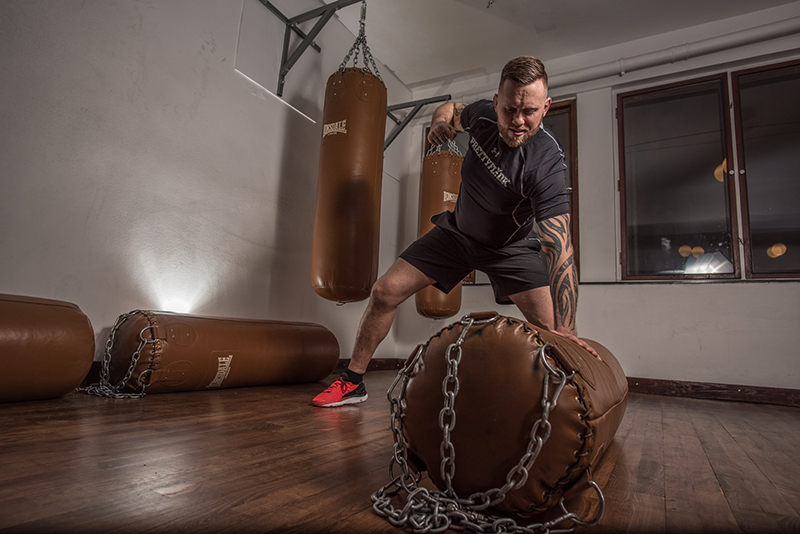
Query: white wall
397 2 800 389
2 0 798 391
0 0 415 362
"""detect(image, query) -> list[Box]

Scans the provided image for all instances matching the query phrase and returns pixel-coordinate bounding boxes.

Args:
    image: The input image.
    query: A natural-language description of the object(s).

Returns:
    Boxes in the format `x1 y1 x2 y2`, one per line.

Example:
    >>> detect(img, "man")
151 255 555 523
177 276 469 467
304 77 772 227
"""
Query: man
312 56 596 408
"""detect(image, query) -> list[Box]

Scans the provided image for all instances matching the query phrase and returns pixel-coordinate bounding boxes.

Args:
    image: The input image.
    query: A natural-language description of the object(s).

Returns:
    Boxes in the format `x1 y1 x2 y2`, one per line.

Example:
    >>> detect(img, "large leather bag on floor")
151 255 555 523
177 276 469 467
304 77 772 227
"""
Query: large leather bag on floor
401 312 628 516
310 67 387 304
103 310 339 395
0 294 95 402
415 148 463 319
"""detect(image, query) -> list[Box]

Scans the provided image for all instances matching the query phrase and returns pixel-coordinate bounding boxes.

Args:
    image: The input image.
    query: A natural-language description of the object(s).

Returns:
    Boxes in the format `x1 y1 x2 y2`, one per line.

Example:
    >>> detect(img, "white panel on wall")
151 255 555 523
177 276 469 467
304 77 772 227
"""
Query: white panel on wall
579 282 800 389
577 88 619 283
235 0 328 121
235 0 286 101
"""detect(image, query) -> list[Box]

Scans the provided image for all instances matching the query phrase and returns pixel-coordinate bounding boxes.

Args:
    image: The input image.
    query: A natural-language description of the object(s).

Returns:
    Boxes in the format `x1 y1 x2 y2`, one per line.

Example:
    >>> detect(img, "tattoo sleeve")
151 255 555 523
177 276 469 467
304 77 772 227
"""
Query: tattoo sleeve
537 214 578 335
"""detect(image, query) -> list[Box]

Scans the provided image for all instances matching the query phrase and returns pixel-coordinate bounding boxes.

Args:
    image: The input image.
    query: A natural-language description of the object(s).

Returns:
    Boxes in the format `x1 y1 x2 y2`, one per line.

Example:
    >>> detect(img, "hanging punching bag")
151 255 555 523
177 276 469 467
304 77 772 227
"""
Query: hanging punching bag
415 143 463 319
311 1 387 303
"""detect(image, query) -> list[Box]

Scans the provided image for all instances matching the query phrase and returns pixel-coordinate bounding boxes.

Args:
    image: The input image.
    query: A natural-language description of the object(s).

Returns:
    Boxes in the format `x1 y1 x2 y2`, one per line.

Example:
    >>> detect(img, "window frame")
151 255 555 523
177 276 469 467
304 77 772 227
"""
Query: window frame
731 58 800 280
544 99 580 276
616 73 741 281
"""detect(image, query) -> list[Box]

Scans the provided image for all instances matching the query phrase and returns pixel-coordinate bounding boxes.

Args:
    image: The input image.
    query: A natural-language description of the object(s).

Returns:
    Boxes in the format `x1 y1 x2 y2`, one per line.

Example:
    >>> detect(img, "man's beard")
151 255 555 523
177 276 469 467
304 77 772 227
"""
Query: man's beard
499 124 536 148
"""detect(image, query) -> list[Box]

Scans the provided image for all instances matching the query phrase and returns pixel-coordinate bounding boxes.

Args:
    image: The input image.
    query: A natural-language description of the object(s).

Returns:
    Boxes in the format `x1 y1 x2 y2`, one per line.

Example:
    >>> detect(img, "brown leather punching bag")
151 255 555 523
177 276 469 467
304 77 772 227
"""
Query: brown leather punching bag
0 294 95 402
373 312 628 530
311 67 387 303
415 147 463 319
82 310 339 397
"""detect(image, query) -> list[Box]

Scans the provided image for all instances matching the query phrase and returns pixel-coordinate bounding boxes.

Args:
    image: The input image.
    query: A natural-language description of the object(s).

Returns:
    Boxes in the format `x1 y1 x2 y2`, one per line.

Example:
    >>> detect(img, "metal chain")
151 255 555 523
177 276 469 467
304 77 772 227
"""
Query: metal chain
426 138 462 158
75 310 154 399
372 314 605 533
338 0 382 80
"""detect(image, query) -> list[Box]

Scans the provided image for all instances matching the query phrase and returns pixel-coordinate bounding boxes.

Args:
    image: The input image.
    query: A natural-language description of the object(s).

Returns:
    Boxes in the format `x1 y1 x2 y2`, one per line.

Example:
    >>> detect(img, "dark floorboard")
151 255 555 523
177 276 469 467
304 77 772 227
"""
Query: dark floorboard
2 371 800 533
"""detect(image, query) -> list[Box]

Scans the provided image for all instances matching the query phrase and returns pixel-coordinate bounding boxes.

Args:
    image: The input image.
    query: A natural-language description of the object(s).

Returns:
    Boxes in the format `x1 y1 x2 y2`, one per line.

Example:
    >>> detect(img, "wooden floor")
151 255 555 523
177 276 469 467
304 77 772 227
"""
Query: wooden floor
1 371 799 534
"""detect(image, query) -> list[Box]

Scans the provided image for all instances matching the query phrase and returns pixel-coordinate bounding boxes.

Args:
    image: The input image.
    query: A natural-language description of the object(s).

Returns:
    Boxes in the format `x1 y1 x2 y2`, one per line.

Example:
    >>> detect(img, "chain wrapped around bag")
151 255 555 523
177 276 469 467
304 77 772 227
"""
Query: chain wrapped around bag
76 310 158 399
371 313 609 533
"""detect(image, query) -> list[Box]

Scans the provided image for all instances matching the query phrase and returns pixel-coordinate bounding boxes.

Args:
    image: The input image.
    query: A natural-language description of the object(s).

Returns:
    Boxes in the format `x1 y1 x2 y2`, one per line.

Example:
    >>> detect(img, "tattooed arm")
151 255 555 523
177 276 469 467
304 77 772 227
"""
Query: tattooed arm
427 102 466 145
537 214 601 358
537 213 578 335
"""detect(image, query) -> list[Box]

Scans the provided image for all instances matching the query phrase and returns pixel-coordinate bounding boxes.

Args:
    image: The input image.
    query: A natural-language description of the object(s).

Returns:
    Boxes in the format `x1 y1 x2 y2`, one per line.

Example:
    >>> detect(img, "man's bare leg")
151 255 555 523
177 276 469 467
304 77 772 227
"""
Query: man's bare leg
312 259 435 406
508 286 555 331
347 258 435 374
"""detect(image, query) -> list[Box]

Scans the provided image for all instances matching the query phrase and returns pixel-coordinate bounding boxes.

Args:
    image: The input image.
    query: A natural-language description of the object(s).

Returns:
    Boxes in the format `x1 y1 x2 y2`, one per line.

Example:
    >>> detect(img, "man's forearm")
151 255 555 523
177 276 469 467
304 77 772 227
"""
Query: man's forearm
431 102 456 127
428 102 465 145
430 102 465 128
537 214 578 335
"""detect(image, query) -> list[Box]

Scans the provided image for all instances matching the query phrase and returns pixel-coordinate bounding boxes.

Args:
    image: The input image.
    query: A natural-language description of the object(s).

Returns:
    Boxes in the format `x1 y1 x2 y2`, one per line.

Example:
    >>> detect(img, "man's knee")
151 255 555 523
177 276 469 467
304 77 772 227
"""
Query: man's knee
370 260 432 309
370 274 407 310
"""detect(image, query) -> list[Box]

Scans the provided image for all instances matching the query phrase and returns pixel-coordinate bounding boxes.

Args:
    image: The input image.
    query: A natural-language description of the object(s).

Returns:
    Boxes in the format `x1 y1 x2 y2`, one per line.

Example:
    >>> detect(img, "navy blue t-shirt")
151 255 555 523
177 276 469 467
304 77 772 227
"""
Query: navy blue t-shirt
446 100 569 248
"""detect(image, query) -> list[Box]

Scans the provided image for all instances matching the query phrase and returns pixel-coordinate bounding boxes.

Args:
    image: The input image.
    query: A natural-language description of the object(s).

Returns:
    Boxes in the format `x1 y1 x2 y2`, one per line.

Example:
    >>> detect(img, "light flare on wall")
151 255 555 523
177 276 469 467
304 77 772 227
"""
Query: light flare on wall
128 238 221 315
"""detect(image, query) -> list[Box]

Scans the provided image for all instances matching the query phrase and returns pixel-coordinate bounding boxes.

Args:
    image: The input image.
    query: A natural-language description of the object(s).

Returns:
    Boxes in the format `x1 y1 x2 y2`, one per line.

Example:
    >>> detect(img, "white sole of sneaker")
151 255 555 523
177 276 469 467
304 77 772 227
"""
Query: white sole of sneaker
316 393 368 408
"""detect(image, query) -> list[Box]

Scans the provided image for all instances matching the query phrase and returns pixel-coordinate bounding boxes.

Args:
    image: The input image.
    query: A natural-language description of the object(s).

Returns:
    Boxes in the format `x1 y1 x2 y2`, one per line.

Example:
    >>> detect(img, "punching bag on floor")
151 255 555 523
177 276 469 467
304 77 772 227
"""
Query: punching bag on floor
373 312 629 531
415 142 464 319
0 294 95 402
79 310 339 397
311 1 387 304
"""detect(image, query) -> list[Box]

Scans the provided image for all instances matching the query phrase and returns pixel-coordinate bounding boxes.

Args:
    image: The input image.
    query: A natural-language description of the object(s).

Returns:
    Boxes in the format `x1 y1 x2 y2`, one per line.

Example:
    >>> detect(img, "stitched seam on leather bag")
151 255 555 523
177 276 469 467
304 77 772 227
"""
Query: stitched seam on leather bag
542 380 593 508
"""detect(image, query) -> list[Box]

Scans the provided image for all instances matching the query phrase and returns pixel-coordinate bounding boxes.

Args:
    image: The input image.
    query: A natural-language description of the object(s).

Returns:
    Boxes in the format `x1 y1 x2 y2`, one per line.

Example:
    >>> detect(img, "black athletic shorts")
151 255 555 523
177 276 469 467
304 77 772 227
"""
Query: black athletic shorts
400 211 549 305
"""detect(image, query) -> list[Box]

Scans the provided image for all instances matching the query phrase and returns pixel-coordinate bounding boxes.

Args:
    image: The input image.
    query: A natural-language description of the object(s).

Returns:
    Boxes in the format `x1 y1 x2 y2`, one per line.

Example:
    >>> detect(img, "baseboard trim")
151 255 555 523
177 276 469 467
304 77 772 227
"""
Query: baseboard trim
338 359 800 408
627 377 800 408
335 358 406 373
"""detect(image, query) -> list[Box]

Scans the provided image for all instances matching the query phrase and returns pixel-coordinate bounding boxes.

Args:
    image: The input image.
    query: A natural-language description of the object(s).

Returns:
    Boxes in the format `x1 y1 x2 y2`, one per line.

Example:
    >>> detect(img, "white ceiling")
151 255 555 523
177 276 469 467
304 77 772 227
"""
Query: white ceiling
326 0 798 89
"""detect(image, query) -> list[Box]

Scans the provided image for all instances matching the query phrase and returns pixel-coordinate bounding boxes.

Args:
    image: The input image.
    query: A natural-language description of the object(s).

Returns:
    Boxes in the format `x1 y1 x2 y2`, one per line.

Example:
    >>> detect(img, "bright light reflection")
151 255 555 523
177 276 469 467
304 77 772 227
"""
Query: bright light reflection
150 269 210 314
684 251 734 274
131 245 217 315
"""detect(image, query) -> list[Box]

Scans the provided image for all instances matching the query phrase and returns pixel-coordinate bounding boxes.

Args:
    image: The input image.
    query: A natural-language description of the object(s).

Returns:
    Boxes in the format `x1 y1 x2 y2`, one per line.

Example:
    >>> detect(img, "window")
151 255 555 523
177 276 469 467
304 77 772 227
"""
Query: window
733 61 800 278
618 61 800 280
543 99 579 273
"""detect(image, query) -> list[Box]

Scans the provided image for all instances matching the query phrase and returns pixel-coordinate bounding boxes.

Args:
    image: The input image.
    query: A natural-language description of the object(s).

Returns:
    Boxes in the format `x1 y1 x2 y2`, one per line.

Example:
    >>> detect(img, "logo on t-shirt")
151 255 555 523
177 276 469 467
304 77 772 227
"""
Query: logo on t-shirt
469 137 510 187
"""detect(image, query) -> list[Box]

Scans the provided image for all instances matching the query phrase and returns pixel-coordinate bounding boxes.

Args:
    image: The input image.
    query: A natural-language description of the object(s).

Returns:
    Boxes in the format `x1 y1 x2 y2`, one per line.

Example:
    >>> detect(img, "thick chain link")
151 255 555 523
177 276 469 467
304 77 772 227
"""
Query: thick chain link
427 138 463 157
75 310 154 399
338 0 382 79
372 314 605 533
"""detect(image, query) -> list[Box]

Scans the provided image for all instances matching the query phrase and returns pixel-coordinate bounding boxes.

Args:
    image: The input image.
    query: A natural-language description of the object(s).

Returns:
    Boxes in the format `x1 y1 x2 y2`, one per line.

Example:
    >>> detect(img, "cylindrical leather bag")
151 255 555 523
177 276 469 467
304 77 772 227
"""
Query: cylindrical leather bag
104 310 339 394
415 149 463 319
311 67 387 303
401 312 628 517
0 294 95 402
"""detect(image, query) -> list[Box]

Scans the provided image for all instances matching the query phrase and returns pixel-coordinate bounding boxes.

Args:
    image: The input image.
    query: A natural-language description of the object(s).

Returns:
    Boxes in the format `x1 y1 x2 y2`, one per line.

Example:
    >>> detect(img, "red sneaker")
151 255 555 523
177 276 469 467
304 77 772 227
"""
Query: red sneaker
312 377 368 407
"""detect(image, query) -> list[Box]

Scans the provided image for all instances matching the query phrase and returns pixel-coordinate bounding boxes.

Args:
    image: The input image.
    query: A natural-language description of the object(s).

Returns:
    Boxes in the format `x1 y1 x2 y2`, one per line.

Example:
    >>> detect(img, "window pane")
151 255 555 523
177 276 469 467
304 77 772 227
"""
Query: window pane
737 64 800 275
543 111 571 191
542 107 579 273
620 79 735 277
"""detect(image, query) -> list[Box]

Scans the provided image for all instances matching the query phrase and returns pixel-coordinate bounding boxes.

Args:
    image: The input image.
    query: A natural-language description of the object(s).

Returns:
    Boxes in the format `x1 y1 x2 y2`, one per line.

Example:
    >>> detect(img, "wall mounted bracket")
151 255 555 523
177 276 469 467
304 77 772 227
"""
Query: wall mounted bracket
259 0 363 96
384 95 451 150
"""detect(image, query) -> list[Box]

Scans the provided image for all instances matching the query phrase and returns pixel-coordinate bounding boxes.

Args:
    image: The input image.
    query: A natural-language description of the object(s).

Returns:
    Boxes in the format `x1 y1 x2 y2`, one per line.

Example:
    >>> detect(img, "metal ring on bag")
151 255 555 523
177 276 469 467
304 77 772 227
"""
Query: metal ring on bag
139 325 157 344
137 368 153 385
